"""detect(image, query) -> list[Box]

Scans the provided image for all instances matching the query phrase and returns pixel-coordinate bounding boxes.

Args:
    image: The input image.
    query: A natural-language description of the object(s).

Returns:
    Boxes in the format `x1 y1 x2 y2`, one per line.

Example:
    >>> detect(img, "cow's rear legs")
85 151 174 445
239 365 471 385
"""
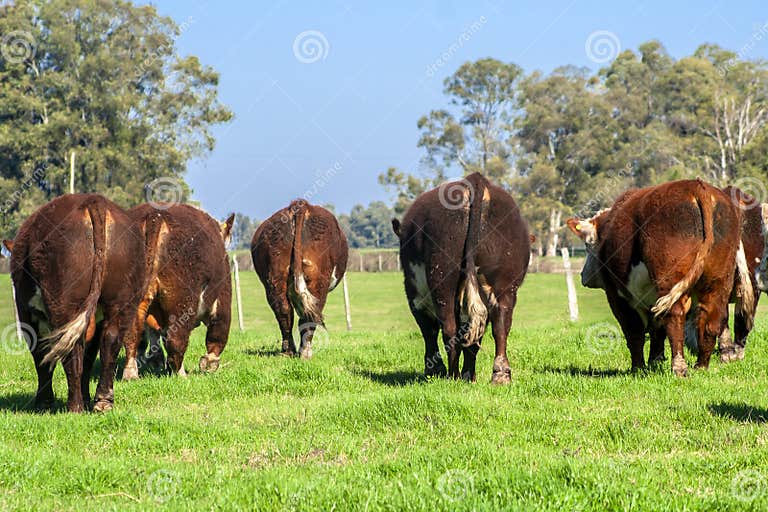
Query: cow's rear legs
648 327 666 366
412 309 445 377
268 290 296 356
694 295 729 370
461 344 480 382
490 294 516 385
93 320 123 412
663 302 689 377
30 335 55 411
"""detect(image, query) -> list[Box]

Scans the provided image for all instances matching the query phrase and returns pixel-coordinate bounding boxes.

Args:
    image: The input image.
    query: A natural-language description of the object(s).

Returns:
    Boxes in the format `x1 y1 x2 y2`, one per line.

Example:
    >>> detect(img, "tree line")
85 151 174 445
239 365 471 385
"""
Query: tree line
2 2 766 252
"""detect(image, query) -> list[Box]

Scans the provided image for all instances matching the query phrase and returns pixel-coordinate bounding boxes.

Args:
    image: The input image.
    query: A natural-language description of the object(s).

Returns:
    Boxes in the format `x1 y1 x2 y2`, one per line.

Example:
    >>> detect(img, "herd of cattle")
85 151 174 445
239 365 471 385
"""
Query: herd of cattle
2 173 768 412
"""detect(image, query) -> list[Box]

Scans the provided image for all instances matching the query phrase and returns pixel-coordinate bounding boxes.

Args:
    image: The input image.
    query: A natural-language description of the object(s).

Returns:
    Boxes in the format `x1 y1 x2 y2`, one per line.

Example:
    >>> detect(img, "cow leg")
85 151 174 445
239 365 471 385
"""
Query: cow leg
93 320 121 412
122 316 145 381
606 295 646 370
648 327 666 365
31 342 55 411
461 344 480 382
490 294 516 385
297 318 317 359
61 341 85 413
267 288 296 356
81 323 102 406
412 309 445 377
664 302 688 377
718 323 740 363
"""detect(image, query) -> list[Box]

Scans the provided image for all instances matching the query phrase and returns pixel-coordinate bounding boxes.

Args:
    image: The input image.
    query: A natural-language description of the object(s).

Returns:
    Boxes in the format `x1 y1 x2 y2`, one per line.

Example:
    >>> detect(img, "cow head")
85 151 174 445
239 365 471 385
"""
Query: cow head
220 213 235 247
756 203 768 291
566 215 605 289
392 218 401 238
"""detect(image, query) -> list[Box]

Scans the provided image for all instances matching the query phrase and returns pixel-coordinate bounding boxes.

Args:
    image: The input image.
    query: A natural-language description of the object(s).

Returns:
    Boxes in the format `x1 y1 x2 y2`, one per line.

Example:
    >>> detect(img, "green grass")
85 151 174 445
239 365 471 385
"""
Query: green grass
1 272 768 510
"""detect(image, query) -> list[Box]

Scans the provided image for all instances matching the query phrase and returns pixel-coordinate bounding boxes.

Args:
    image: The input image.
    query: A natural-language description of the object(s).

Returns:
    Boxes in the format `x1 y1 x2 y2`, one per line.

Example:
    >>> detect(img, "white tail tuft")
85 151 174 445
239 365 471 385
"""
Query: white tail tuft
735 240 755 329
461 277 488 346
295 272 323 324
41 311 88 368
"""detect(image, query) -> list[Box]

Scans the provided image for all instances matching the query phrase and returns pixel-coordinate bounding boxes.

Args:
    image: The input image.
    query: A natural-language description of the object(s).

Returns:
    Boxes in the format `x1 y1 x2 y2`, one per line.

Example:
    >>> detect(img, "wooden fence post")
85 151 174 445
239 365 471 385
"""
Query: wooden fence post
232 256 245 332
378 254 382 272
359 253 364 272
342 274 352 331
561 248 579 321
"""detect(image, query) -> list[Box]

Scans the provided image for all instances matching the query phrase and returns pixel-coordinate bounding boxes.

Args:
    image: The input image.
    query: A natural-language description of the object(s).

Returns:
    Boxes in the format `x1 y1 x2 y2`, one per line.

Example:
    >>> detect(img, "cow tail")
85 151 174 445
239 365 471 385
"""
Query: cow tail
460 174 489 346
42 204 107 368
290 200 323 325
651 185 715 317
735 239 756 331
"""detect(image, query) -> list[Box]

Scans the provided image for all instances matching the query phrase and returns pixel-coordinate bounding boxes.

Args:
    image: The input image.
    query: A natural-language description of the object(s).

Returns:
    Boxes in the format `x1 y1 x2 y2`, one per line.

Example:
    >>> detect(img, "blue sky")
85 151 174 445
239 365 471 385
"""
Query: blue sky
149 0 768 220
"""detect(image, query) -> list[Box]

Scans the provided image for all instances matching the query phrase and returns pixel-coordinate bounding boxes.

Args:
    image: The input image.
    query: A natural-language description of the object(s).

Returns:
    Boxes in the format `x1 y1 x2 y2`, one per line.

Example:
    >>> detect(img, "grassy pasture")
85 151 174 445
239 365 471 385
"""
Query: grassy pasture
1 271 768 510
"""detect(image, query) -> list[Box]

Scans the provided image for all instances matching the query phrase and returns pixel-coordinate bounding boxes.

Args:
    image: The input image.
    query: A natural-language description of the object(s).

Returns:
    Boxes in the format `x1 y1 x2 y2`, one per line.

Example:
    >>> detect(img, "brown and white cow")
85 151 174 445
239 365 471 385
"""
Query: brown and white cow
567 179 754 376
251 199 348 359
121 204 234 379
4 194 146 412
392 172 530 384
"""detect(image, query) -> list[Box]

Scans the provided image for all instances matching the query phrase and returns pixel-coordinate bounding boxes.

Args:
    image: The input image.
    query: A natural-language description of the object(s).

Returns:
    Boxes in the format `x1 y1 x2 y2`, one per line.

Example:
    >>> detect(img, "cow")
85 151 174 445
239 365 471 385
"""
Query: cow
392 172 530 384
4 194 146 412
251 199 348 359
566 179 754 376
121 204 234 380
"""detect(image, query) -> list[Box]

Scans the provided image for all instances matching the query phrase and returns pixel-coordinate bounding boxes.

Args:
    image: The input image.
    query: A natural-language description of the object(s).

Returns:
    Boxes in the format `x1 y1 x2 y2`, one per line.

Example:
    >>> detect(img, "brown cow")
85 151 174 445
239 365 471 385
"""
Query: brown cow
392 172 530 384
121 204 234 379
4 194 146 412
251 199 348 359
567 179 754 376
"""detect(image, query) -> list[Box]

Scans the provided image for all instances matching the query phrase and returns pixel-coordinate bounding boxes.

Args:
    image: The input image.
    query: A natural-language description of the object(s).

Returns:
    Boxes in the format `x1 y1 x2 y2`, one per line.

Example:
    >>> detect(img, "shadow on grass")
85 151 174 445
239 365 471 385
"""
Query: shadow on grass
0 393 65 414
352 369 425 386
708 403 768 424
538 364 627 378
243 347 286 357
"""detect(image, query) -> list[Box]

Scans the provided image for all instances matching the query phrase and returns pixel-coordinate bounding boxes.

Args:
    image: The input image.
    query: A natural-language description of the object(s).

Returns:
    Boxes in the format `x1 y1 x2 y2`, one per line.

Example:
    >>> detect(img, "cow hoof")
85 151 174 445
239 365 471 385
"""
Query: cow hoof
199 353 220 373
720 346 745 363
122 365 139 381
299 349 313 360
491 369 511 385
461 371 476 382
92 400 113 413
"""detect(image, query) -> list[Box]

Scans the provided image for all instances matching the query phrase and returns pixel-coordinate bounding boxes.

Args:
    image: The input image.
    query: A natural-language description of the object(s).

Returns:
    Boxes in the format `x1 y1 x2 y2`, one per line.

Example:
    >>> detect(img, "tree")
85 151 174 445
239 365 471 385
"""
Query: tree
337 201 398 248
0 0 232 236
230 213 258 250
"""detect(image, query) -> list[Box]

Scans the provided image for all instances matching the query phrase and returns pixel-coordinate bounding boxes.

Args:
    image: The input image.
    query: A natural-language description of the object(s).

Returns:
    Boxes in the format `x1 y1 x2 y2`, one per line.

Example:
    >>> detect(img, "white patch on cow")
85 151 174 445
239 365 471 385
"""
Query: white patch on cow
478 273 497 309
210 299 218 318
408 262 437 319
329 266 339 291
197 290 207 319
618 262 657 326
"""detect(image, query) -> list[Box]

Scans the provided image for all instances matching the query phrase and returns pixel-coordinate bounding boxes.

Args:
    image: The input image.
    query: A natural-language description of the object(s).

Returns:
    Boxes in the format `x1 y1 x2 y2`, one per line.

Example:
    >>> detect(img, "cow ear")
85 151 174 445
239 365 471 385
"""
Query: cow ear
391 218 401 238
566 218 585 238
220 213 235 245
529 234 536 244
1 239 14 257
